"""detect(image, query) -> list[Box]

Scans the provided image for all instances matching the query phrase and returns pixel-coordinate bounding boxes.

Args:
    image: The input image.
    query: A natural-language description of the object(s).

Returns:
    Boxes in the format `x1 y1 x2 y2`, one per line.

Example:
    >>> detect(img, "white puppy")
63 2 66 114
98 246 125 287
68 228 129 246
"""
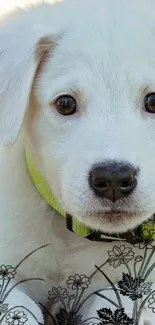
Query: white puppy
0 0 154 324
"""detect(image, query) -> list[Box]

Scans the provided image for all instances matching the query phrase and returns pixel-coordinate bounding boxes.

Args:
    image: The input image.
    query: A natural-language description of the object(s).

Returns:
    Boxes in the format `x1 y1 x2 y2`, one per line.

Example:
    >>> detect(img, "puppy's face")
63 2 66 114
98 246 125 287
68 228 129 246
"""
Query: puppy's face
1 0 155 233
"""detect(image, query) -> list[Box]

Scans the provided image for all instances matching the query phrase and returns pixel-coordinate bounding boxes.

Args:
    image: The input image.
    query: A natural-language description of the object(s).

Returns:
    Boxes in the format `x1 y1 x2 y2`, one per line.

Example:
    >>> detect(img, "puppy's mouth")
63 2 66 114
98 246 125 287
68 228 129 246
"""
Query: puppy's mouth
102 210 137 218
95 210 140 221
90 210 140 222
84 209 144 233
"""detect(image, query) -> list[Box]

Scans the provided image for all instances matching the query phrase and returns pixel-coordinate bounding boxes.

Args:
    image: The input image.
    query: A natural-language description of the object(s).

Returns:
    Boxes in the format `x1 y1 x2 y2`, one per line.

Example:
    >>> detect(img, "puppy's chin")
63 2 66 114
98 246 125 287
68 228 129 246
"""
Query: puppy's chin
76 211 150 234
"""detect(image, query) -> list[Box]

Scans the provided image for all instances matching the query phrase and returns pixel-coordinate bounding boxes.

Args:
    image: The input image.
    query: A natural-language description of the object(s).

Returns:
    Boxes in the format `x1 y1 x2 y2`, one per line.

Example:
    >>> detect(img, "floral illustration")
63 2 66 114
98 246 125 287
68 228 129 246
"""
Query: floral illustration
0 303 9 314
56 308 82 325
108 245 135 268
139 282 153 296
0 241 153 325
5 310 28 325
134 255 143 262
118 274 152 301
0 265 16 280
148 293 155 313
48 286 69 304
66 274 91 290
134 228 155 249
97 308 133 324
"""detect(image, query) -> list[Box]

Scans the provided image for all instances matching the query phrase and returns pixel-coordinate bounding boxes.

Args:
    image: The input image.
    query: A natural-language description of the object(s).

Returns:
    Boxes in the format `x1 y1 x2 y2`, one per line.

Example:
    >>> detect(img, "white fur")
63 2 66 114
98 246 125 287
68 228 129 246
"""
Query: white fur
0 0 154 324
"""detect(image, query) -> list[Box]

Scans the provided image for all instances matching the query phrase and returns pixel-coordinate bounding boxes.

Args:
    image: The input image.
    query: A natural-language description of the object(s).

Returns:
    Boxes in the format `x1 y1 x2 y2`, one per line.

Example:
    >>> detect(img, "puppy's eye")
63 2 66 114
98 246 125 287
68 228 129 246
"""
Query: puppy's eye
55 95 77 115
144 93 155 113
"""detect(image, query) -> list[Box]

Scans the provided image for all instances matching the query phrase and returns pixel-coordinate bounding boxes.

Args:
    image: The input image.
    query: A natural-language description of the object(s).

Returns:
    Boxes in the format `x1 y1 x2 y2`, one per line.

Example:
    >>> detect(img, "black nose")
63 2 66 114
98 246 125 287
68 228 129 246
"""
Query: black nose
89 161 137 203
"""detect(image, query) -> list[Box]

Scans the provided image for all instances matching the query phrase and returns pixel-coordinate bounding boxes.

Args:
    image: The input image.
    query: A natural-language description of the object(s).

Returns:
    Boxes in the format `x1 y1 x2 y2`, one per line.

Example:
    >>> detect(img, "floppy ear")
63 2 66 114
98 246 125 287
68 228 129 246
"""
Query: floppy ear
0 5 59 146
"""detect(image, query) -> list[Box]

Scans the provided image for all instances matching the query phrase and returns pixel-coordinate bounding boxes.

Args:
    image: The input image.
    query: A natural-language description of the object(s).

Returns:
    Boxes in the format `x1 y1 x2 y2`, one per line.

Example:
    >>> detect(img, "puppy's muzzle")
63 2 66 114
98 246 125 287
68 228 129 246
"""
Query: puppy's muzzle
89 161 138 202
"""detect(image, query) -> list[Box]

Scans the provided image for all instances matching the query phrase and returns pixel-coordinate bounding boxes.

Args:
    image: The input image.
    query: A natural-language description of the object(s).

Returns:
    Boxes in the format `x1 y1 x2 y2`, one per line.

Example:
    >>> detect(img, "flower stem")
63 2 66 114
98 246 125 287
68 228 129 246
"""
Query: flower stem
136 290 155 324
141 247 155 279
2 278 44 302
80 317 100 325
75 287 121 314
137 247 148 279
95 292 119 307
89 259 109 280
60 298 67 311
123 260 132 277
39 302 57 325
133 260 139 279
74 291 94 314
132 300 138 324
73 289 85 313
71 288 79 312
0 278 5 300
143 262 155 281
15 244 50 270
95 265 123 308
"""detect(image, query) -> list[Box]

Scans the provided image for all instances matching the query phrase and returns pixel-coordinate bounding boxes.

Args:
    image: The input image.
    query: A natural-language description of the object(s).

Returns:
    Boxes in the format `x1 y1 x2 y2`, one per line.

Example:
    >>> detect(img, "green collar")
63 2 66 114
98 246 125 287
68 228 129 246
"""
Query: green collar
25 150 91 237
25 150 155 244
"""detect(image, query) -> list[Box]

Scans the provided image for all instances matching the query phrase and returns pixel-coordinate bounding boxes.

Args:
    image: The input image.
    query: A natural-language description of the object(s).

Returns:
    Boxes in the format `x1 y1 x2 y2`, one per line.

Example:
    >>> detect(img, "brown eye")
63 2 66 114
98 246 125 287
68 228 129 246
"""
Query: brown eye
144 93 155 113
55 95 77 115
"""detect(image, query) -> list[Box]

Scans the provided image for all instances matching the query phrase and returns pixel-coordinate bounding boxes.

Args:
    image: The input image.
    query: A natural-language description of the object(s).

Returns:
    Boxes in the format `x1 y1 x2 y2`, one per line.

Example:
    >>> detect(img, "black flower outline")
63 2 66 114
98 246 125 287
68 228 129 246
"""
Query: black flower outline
0 265 16 280
148 293 155 313
5 310 28 325
134 228 155 249
66 274 91 290
134 255 143 262
48 286 69 304
56 308 82 325
118 274 152 301
139 282 152 296
108 245 135 268
0 303 9 314
97 307 133 324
